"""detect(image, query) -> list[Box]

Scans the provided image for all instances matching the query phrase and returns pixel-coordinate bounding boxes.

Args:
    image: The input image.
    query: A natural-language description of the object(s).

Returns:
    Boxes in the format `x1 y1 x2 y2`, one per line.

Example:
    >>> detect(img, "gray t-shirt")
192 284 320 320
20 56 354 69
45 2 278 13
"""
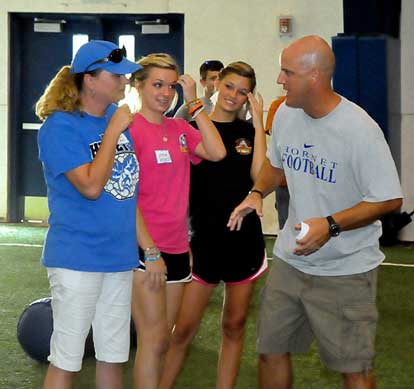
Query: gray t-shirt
267 96 403 276
174 96 214 122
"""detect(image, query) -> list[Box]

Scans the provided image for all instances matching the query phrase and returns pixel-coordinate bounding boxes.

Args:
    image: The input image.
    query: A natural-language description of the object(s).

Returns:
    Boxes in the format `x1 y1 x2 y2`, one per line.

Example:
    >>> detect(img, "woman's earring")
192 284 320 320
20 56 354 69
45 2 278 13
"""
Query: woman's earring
91 89 96 98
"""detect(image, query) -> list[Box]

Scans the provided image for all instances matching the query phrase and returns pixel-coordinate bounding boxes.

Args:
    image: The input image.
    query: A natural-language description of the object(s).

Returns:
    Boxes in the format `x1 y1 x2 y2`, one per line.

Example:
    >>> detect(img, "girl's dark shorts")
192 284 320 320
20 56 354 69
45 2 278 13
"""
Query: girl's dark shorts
137 248 192 283
190 224 267 285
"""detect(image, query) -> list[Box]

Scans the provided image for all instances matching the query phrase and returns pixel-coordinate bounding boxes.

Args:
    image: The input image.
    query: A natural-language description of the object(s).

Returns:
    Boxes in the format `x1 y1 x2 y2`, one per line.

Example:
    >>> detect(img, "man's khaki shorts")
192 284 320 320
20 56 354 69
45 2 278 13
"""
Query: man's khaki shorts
257 257 378 373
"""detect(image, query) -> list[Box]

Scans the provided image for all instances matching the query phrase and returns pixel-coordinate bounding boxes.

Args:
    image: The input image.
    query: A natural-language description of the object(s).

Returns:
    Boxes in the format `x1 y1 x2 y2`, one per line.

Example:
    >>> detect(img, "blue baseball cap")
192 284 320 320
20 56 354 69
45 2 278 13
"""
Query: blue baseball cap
70 40 142 75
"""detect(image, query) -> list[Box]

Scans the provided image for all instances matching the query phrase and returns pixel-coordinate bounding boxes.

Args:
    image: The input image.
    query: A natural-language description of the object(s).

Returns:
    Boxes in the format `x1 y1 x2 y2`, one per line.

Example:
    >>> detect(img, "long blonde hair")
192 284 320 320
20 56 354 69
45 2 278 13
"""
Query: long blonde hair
35 66 82 121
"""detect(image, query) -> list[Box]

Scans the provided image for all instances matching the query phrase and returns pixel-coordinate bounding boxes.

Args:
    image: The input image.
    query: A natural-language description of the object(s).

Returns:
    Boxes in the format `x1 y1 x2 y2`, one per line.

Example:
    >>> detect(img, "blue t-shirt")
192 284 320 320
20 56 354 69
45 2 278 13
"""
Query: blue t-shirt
38 105 139 272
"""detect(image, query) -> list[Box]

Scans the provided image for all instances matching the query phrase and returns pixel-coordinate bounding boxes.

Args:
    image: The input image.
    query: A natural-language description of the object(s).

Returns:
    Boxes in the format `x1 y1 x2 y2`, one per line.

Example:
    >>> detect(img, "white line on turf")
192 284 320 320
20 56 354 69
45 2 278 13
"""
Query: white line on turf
0 243 43 247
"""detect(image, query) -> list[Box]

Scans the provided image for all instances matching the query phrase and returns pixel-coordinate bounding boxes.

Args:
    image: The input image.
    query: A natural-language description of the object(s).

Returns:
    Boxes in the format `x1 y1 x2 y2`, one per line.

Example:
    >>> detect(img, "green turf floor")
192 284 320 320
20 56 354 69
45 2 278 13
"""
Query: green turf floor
1 224 414 388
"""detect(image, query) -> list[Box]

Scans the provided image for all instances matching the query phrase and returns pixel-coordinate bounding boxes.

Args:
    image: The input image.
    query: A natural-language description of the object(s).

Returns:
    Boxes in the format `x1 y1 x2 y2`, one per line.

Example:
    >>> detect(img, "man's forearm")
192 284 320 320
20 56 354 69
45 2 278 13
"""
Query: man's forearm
332 198 403 232
252 158 285 198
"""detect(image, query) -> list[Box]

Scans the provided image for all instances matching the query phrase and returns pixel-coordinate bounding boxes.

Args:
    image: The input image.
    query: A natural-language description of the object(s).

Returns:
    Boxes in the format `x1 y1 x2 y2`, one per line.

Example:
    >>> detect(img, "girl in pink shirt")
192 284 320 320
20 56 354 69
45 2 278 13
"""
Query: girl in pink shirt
129 53 225 389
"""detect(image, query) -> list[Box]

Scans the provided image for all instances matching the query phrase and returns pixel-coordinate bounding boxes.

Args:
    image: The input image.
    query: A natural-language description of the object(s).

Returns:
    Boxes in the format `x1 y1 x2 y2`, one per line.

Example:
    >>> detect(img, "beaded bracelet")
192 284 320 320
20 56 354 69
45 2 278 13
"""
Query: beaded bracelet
145 253 161 262
188 101 204 115
187 98 202 109
186 98 201 108
188 101 203 115
144 246 161 262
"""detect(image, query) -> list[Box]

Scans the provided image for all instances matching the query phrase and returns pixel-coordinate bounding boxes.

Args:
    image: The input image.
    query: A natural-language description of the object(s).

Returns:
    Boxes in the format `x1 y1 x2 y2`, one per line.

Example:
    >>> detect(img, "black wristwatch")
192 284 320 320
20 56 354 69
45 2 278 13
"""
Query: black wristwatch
326 215 341 237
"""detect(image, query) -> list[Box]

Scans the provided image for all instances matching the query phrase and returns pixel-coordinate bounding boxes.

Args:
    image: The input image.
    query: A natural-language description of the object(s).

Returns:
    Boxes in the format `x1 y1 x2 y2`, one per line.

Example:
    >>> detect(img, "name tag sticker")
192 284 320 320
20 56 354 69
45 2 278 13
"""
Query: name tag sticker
155 149 172 164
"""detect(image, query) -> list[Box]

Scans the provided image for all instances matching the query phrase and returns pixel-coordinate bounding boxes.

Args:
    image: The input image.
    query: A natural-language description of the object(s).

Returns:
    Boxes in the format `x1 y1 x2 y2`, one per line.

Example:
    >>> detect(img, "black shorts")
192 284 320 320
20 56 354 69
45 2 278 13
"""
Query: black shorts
137 249 192 283
190 215 267 285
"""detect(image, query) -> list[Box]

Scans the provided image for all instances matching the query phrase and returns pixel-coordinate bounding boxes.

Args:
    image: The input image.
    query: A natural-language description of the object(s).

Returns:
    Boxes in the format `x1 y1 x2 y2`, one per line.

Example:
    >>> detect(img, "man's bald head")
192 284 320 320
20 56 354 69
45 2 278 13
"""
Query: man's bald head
286 35 336 80
277 35 340 115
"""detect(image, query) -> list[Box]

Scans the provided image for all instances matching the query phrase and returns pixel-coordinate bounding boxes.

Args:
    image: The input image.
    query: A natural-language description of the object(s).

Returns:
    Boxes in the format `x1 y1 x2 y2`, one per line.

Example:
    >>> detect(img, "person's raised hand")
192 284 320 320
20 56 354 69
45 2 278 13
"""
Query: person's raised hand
177 74 197 103
108 104 133 134
247 92 264 130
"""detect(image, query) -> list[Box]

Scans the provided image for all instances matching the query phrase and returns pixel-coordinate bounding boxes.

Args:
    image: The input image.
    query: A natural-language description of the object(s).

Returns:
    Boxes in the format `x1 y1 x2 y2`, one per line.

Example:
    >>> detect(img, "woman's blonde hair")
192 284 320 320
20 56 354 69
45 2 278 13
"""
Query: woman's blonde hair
35 66 83 121
130 53 179 85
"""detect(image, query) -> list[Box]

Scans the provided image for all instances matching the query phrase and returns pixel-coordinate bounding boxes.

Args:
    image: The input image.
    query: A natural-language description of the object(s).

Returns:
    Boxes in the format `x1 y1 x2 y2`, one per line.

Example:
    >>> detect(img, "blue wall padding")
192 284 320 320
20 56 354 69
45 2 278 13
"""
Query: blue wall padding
358 37 388 138
332 36 359 104
332 35 389 139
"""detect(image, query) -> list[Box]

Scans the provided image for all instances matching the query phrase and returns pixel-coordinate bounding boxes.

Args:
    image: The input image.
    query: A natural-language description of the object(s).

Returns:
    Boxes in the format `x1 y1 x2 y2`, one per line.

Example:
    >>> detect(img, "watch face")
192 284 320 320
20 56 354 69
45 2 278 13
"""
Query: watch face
327 216 340 237
330 224 340 237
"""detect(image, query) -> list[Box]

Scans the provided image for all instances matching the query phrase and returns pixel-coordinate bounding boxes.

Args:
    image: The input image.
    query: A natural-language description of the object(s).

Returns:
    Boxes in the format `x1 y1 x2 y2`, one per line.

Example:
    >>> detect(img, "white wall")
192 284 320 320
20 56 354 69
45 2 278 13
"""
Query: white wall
0 0 343 228
399 0 414 241
0 9 9 220
171 0 343 103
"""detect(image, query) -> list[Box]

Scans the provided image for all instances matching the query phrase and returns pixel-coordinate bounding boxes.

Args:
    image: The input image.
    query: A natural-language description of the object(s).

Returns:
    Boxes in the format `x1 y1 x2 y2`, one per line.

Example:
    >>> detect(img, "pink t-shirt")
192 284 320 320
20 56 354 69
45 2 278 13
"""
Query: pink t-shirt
130 113 202 253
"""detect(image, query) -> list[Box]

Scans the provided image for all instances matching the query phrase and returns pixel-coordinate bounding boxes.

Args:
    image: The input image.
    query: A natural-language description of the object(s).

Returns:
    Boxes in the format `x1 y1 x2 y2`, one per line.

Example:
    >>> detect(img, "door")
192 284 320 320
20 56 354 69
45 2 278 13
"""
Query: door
9 12 184 222
104 14 185 115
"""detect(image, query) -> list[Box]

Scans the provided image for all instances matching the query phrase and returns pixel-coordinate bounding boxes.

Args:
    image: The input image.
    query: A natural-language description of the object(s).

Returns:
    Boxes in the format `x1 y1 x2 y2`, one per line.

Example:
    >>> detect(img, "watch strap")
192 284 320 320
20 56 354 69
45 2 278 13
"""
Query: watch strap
326 215 341 236
326 215 336 225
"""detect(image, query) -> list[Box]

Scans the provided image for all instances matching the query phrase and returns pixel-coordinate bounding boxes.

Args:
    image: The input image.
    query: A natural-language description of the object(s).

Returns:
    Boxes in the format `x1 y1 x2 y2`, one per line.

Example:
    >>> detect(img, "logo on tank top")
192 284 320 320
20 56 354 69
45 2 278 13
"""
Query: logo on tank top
179 133 188 153
281 144 338 184
235 138 252 155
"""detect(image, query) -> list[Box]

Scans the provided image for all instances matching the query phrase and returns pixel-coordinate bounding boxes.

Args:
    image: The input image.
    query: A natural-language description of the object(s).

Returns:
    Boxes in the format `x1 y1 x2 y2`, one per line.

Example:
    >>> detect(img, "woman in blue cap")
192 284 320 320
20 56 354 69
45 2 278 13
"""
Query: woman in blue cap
36 40 141 389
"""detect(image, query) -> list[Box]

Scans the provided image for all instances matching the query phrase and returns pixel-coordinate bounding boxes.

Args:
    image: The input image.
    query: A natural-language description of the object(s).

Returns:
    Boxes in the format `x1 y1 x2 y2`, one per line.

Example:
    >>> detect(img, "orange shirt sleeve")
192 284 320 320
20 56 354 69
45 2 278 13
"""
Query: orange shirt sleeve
265 96 287 186
265 96 286 134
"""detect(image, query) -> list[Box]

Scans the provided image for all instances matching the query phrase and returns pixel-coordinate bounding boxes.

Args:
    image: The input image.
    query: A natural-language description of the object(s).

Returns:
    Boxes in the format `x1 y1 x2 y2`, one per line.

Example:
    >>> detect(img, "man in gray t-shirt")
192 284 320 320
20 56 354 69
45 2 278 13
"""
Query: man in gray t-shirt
174 60 223 121
228 35 402 388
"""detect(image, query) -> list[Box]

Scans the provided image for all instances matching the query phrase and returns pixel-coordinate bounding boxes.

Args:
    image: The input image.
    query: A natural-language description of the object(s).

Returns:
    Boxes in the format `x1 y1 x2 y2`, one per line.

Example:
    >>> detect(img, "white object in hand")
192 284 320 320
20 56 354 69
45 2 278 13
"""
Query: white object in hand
296 222 310 240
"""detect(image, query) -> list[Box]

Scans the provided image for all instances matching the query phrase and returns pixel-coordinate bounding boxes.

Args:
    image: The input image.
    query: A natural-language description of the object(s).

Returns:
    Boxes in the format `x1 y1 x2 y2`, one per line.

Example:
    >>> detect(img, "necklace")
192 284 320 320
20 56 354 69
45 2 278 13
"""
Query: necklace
160 122 168 143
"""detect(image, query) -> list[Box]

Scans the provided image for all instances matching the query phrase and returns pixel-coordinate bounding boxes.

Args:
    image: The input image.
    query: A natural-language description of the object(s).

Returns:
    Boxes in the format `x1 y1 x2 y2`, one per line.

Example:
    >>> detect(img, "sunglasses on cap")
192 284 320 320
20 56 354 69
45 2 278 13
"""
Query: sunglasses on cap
85 46 127 72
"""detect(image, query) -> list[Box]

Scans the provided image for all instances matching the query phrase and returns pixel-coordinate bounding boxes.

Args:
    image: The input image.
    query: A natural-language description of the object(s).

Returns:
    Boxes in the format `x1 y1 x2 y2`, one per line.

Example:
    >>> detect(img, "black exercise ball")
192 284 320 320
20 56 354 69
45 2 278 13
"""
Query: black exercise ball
17 297 95 363
17 297 53 363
